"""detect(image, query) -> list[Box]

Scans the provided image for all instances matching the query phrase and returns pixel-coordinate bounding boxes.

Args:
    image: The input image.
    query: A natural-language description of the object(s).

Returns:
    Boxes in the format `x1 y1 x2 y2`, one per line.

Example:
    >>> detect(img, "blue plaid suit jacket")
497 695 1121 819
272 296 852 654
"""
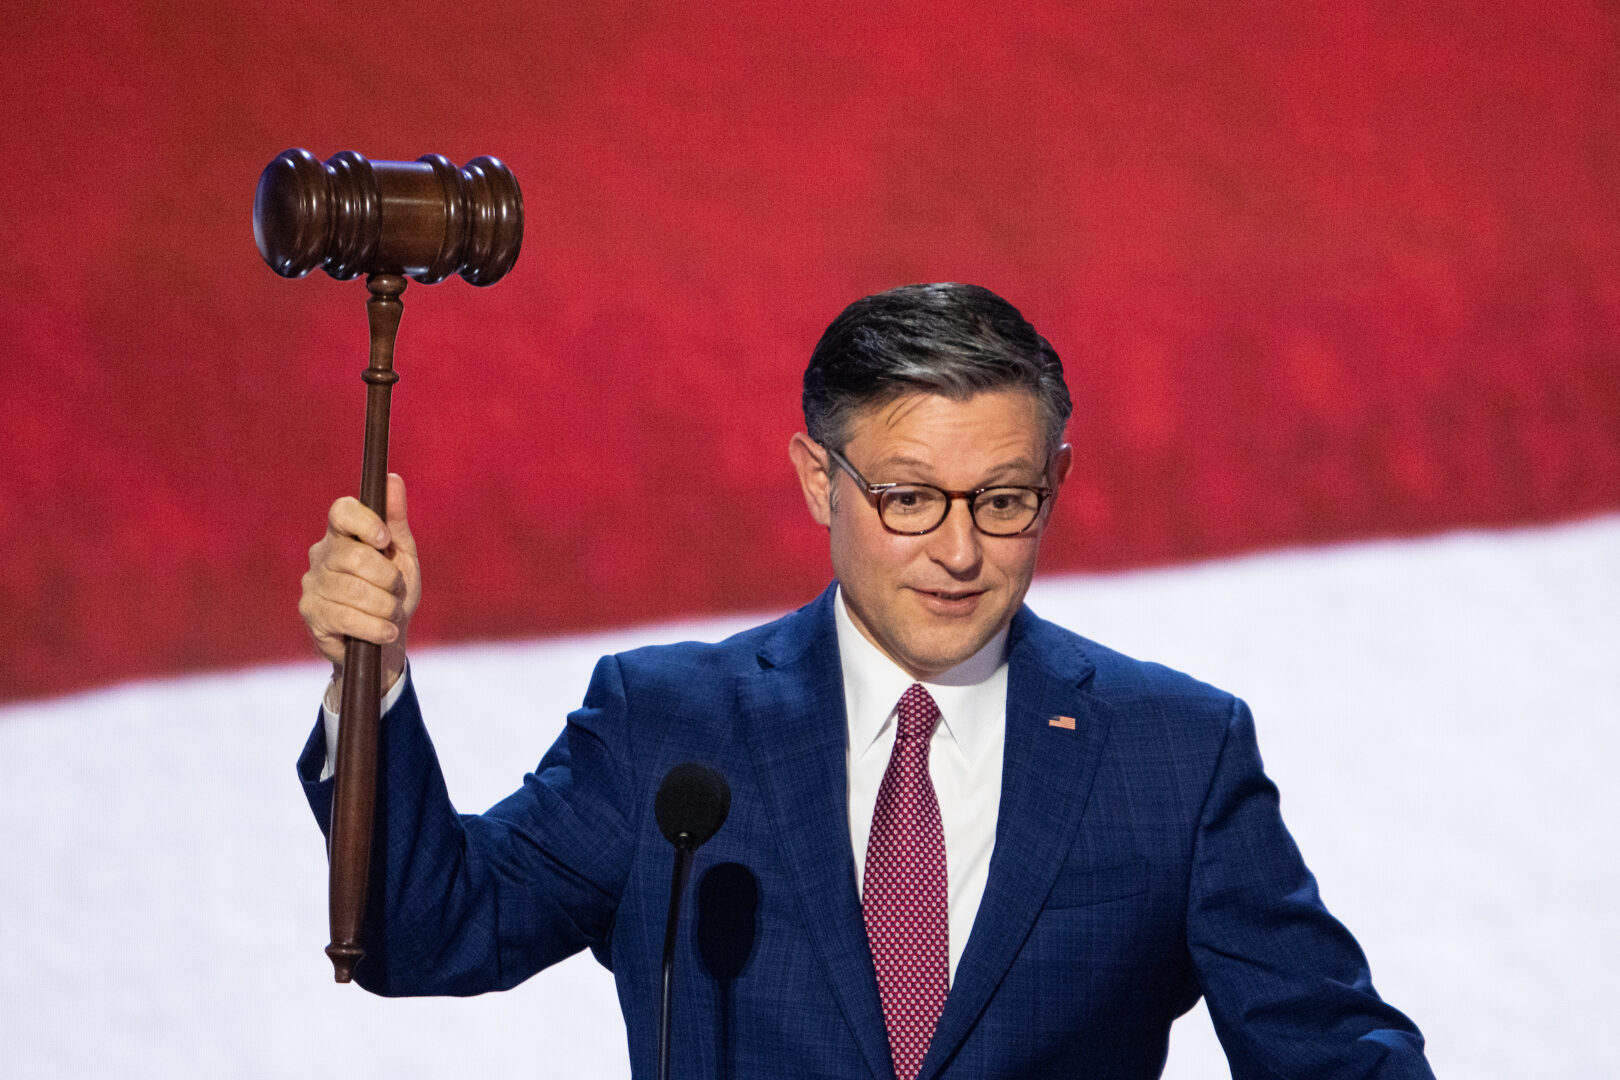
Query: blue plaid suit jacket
298 584 1433 1078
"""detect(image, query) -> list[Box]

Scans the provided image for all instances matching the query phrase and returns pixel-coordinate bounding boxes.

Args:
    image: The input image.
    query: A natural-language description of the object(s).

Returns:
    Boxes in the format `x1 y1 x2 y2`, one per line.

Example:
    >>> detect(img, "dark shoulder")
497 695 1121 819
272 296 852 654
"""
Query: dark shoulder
606 592 825 692
1016 605 1240 731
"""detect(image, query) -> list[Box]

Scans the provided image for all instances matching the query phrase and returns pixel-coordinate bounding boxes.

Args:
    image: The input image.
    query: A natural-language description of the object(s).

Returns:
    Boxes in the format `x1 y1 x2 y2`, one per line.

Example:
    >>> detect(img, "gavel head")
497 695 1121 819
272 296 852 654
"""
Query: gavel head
254 149 523 285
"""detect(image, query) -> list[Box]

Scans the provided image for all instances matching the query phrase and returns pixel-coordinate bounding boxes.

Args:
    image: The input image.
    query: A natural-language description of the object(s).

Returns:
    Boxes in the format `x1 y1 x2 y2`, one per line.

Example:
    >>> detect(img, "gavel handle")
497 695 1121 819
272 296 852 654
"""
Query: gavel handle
326 272 407 983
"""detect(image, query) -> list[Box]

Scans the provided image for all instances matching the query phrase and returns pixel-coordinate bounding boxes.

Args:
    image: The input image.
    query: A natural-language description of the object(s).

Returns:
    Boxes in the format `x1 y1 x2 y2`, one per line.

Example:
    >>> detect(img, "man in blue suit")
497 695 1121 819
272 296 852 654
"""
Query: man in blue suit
298 283 1435 1078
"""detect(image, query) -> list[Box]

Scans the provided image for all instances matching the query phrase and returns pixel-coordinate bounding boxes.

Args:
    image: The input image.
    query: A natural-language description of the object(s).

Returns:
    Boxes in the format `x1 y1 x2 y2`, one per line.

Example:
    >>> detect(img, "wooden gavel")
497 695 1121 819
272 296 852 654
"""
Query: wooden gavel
254 148 523 983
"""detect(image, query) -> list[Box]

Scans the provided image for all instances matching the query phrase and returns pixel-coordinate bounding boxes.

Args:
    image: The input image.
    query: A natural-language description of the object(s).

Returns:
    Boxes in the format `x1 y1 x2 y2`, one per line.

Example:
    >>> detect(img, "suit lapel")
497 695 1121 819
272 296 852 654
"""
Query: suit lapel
918 608 1112 1080
739 589 894 1080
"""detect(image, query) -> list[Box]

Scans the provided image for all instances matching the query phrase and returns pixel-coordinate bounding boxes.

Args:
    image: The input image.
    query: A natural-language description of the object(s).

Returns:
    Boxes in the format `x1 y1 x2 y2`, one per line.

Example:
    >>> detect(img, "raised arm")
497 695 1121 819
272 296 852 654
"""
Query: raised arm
292 473 638 995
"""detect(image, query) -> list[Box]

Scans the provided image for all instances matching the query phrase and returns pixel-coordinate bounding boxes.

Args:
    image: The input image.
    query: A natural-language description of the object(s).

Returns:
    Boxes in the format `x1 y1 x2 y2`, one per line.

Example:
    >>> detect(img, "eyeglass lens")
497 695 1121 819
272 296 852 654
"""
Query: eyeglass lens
878 486 1041 535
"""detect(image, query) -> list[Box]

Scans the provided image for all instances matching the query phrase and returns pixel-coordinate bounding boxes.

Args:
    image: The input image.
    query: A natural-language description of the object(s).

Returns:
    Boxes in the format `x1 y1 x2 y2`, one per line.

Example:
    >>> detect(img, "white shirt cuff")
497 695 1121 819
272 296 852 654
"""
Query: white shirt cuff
318 661 410 781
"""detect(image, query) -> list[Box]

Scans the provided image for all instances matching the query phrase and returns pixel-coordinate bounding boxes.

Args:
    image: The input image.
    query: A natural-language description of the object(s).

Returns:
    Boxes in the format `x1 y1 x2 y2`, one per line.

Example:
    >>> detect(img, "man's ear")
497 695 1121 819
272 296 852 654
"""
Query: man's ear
788 433 833 527
1049 443 1074 488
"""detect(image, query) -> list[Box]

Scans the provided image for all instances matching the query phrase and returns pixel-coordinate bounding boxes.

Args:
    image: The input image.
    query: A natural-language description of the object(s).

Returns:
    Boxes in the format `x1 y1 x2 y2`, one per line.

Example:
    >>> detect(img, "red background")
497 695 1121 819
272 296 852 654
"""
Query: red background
2 1 1617 703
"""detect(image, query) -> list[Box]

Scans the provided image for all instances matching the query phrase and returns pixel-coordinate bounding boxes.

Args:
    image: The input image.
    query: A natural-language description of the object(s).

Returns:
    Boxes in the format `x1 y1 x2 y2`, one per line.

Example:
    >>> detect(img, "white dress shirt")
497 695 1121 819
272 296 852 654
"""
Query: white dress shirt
320 587 1010 984
833 587 1008 986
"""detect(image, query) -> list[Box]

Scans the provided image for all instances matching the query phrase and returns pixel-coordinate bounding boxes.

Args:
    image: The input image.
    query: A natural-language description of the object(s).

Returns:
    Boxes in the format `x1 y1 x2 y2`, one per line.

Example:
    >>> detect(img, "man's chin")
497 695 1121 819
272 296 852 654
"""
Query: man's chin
895 623 1004 680
845 589 1008 678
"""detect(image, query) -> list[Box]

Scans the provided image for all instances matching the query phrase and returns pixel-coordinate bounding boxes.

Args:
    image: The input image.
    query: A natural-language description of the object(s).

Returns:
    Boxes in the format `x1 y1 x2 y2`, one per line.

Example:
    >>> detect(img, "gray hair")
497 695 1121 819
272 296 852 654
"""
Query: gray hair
802 282 1072 456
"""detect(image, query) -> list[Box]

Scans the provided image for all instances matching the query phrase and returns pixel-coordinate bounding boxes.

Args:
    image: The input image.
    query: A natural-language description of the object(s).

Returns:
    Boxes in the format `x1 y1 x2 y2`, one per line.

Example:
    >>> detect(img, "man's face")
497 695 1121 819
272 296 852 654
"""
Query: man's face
790 389 1071 680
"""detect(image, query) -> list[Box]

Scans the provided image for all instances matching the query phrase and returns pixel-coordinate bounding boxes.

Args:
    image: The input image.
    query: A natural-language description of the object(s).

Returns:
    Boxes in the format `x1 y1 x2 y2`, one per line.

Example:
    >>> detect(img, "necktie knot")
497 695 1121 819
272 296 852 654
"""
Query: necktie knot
896 683 941 743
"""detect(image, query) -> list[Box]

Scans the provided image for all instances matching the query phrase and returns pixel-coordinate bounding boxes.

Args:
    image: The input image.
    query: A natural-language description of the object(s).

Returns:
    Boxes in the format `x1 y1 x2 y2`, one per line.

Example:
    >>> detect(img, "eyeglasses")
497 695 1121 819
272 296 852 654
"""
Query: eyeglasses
823 445 1054 536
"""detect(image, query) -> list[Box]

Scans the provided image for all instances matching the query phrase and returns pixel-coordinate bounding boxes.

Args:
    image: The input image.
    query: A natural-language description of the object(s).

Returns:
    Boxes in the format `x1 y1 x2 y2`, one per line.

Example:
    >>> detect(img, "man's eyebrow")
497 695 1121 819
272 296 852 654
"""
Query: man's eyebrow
868 455 1043 482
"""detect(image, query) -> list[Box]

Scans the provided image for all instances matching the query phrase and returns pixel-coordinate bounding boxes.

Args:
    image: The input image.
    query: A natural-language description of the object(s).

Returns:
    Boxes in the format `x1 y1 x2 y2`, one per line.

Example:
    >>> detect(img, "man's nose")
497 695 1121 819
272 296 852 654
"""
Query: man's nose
926 497 983 577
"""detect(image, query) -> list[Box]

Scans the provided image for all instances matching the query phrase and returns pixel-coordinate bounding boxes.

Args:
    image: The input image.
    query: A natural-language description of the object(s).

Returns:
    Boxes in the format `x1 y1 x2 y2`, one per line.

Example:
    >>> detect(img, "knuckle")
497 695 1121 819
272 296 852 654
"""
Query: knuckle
346 613 389 646
329 606 362 638
337 574 367 607
336 543 370 576
318 541 348 572
329 497 370 535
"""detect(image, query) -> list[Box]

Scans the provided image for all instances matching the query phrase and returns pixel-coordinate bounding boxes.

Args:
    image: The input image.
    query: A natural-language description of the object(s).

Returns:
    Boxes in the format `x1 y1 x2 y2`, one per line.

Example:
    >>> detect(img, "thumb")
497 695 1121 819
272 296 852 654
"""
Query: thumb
384 473 415 551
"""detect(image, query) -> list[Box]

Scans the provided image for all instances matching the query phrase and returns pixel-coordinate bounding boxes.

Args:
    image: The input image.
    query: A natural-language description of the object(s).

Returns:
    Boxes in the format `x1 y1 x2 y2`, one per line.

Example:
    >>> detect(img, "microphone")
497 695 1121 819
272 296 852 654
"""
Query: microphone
655 763 731 1080
656 763 732 849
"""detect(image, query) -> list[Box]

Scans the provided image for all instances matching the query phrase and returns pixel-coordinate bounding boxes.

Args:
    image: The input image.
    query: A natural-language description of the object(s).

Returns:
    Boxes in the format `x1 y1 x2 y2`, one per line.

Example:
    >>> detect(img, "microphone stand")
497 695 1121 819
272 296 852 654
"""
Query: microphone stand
652 762 729 1079
659 832 696 1080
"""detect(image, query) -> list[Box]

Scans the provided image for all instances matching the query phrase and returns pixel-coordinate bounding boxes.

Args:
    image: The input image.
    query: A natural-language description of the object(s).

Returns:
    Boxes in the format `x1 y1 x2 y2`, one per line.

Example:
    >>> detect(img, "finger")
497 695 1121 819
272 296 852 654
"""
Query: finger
327 495 391 550
385 474 409 531
300 591 402 649
300 592 383 666
383 473 417 557
311 536 407 596
310 559 408 617
298 600 350 667
336 538 408 596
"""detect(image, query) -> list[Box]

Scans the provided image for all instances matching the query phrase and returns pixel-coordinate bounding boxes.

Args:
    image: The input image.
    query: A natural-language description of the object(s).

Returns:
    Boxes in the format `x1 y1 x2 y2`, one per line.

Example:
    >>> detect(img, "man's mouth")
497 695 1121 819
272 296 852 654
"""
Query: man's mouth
912 587 987 613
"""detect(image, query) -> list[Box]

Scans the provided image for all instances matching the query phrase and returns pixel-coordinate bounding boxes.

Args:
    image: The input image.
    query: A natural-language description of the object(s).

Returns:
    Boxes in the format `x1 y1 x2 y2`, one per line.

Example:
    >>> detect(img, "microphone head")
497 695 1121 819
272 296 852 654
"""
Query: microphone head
655 763 732 848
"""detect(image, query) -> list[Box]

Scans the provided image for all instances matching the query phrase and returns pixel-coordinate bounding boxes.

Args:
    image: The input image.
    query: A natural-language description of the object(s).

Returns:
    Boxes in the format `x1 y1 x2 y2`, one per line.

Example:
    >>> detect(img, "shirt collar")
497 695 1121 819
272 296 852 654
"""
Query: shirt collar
833 585 1010 764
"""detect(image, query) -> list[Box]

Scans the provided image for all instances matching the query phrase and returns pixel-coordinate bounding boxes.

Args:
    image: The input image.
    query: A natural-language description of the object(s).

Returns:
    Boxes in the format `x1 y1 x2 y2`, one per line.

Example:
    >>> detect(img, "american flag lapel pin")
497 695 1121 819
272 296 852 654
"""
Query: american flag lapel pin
1049 715 1076 730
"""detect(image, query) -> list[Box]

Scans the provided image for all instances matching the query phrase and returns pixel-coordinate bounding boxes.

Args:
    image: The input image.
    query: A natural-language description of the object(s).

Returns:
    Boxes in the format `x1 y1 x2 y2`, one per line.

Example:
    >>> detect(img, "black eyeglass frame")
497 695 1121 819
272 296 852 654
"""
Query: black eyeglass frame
823 444 1055 537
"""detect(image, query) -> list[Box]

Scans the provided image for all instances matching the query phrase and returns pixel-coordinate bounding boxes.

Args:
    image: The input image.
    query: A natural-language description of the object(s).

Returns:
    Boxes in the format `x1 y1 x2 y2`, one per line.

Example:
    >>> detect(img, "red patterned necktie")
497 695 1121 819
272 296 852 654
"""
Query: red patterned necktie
862 683 949 1080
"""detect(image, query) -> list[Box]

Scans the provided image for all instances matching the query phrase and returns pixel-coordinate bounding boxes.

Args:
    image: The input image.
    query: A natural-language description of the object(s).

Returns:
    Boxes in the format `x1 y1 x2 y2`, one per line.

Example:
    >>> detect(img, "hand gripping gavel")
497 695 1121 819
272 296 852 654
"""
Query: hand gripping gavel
254 149 523 983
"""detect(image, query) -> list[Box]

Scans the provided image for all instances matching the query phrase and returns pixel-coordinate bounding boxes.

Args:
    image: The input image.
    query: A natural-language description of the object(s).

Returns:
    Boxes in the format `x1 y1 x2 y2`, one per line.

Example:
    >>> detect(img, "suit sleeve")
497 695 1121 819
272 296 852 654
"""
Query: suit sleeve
1187 696 1436 1079
294 655 642 996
